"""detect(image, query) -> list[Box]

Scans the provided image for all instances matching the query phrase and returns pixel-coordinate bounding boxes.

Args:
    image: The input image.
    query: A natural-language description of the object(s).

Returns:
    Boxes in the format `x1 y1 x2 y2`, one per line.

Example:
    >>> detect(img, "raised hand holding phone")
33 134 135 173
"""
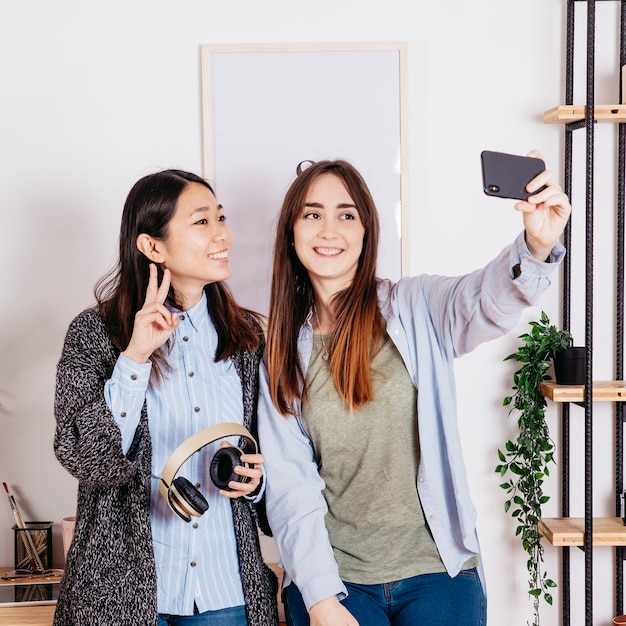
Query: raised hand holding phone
123 264 180 363
513 151 572 262
481 150 571 260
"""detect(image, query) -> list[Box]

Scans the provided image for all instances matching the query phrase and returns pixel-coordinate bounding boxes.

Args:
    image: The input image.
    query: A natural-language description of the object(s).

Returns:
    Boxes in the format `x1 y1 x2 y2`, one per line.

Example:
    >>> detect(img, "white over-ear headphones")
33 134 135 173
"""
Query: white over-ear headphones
158 422 257 522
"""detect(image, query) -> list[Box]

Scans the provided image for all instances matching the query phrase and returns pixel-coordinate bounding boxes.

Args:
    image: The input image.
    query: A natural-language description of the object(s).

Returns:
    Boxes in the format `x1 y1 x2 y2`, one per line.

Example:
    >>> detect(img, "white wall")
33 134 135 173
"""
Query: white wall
0 0 621 624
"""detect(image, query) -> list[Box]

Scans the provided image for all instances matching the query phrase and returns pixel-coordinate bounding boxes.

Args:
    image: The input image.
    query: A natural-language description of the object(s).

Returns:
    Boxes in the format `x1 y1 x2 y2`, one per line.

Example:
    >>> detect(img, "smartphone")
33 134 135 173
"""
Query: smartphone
481 150 545 200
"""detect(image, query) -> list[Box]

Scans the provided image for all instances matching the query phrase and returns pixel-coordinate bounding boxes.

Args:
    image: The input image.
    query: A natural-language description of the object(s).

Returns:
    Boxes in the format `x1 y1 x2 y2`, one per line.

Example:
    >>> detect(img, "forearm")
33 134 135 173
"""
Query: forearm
413 231 564 358
104 353 151 454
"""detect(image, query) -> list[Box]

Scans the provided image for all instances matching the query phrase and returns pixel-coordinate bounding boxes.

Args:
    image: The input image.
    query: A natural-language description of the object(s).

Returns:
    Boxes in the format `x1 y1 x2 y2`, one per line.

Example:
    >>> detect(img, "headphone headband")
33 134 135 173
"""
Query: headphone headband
159 422 257 503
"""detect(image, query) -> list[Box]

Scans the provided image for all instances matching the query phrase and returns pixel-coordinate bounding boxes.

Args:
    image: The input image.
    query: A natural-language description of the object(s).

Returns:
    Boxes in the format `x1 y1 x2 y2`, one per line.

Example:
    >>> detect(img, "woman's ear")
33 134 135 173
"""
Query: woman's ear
136 234 165 263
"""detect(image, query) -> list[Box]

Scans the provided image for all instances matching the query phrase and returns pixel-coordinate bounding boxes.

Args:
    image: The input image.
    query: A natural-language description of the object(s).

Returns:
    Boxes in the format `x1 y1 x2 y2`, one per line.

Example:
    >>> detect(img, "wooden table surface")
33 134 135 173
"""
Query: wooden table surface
0 567 57 626
0 565 286 625
0 604 55 626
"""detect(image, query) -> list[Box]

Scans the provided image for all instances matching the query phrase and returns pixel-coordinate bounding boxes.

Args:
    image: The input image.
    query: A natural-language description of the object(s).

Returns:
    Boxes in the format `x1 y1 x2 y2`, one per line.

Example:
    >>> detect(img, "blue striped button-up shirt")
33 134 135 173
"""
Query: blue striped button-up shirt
105 292 246 615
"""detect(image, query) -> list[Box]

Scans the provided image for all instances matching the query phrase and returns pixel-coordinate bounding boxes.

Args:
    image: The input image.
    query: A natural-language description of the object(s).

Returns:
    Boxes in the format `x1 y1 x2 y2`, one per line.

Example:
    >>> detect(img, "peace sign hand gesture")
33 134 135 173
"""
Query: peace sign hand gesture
122 264 180 364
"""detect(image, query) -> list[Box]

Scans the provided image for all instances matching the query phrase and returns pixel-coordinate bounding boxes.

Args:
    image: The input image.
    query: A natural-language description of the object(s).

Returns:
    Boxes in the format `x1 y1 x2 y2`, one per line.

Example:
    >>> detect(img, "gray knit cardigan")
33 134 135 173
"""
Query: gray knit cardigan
53 306 278 626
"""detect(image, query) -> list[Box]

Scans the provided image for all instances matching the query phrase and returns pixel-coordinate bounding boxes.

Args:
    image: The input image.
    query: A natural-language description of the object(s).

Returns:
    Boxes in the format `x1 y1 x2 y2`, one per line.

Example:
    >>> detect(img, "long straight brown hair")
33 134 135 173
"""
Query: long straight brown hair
266 160 385 415
95 169 262 384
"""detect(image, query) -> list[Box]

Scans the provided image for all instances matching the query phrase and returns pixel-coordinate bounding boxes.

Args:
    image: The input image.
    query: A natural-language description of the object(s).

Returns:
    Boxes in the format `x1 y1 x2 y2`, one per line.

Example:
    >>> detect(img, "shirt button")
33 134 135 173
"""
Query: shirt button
193 523 199 529
179 314 186 321
430 514 437 521
130 374 137 381
418 476 424 483
183 336 189 342
194 407 200 413
195 483 201 489
120 412 126 418
393 329 399 336
188 371 195 377
190 561 197 567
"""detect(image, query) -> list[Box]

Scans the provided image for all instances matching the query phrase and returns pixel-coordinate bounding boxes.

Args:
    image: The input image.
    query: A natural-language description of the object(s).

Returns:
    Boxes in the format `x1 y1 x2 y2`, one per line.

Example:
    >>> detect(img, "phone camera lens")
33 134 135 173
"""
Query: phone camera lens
488 185 500 193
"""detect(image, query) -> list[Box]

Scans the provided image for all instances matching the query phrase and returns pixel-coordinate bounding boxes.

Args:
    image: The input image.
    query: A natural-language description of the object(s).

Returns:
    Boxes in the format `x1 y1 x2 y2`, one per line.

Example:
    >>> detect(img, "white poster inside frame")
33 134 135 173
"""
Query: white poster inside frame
201 42 409 315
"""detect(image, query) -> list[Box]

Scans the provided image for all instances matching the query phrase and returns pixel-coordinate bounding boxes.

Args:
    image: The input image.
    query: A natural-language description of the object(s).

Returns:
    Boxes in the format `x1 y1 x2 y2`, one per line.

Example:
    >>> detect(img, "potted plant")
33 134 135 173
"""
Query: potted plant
496 311 573 626
553 344 586 385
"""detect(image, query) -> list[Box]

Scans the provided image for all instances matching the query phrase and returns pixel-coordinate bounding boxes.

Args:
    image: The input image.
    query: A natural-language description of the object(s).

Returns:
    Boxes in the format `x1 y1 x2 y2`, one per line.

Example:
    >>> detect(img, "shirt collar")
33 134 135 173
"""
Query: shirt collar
168 291 208 334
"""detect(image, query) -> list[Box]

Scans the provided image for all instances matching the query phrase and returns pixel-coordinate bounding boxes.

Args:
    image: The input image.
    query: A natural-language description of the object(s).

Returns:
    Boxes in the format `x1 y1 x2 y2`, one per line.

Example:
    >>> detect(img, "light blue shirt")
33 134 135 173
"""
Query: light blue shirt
104 293 246 615
257 232 565 610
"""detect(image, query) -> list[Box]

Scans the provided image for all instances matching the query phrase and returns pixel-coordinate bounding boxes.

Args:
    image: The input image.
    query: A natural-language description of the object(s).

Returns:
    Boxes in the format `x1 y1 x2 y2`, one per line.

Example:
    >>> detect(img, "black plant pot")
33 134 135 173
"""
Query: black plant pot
554 346 586 385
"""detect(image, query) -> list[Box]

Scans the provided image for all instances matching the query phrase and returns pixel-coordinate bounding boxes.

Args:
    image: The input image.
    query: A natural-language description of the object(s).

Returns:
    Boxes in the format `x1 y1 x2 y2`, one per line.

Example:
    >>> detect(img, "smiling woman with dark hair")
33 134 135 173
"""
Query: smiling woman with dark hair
53 169 278 626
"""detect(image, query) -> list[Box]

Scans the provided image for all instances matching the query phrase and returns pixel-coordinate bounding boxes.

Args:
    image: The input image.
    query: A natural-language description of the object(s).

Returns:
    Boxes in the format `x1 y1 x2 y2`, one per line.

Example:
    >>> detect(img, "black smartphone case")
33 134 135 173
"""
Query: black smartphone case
481 151 545 200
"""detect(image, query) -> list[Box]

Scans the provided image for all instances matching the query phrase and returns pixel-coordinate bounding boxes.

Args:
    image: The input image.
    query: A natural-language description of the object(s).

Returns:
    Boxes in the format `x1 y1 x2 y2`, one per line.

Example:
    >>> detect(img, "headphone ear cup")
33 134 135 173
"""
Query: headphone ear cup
210 446 249 491
171 476 209 520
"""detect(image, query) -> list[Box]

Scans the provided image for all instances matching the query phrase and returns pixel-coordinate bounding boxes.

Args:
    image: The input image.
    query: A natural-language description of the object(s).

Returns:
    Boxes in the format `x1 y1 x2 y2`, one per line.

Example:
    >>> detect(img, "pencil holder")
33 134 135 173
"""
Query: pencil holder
13 521 53 571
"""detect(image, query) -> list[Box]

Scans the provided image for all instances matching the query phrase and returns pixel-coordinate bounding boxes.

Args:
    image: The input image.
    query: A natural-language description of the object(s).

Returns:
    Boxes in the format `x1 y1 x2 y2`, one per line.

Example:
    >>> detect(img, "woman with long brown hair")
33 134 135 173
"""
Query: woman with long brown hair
54 170 278 626
258 157 571 626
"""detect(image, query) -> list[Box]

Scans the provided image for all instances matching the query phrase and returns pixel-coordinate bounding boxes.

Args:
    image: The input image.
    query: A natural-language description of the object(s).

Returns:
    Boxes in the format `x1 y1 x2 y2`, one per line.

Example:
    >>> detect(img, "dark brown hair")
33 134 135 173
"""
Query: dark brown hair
266 160 384 414
95 169 262 383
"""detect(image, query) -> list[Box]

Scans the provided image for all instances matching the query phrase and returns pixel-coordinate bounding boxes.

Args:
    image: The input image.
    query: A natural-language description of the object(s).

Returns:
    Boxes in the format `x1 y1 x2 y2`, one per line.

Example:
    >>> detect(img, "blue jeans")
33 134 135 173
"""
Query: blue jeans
158 605 247 626
284 569 486 626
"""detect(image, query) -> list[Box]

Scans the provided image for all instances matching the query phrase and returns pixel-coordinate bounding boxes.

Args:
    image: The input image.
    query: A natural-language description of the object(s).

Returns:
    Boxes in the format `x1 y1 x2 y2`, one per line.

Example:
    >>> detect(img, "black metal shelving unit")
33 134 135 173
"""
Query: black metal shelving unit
540 1 626 624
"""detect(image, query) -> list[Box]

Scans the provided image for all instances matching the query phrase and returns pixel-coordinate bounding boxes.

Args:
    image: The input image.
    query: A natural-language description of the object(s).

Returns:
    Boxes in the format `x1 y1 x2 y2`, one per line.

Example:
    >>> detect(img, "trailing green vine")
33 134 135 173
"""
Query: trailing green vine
496 311 571 626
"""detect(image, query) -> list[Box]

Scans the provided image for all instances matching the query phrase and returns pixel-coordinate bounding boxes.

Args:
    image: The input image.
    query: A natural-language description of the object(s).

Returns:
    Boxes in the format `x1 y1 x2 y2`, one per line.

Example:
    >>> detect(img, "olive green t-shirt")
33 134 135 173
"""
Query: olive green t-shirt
301 331 447 584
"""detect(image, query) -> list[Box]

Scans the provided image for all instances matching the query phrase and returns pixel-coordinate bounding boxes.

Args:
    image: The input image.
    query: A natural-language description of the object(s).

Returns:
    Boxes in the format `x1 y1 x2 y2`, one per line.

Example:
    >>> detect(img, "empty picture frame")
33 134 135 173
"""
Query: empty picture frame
201 42 409 315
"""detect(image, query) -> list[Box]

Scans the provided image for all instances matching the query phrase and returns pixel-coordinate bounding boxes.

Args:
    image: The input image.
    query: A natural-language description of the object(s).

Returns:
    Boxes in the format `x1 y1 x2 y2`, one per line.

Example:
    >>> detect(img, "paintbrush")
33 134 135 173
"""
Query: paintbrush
3 482 45 572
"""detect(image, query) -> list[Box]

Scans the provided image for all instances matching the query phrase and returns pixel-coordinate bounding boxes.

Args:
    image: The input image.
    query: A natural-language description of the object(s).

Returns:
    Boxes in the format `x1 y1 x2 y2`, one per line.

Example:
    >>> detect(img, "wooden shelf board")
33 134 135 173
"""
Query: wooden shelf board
544 104 626 123
539 517 626 546
540 380 626 403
